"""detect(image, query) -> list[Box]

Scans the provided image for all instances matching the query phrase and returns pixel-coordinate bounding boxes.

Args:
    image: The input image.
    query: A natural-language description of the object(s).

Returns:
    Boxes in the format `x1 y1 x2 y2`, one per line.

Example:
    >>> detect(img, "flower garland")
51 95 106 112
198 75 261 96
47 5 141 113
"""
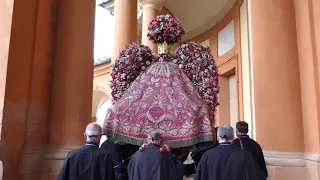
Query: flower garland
147 15 185 45
174 42 219 112
110 43 154 101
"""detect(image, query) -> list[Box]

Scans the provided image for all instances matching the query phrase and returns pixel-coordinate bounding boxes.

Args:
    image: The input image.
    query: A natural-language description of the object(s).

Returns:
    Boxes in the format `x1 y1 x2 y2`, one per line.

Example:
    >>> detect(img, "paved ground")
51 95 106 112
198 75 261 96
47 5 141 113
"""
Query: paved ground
183 153 195 179
183 175 194 180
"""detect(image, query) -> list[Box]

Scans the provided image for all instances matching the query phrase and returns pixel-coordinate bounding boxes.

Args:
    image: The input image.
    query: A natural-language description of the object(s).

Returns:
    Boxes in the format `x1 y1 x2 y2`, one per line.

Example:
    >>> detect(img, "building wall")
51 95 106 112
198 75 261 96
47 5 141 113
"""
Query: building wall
229 74 238 137
185 0 244 130
184 0 320 179
239 0 254 137
92 62 112 118
93 62 112 97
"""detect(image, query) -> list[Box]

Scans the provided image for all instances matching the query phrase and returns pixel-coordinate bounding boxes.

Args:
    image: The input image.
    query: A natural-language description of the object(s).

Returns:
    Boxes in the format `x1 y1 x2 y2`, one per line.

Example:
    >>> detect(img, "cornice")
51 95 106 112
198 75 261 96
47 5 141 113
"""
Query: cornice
94 61 112 77
139 0 163 11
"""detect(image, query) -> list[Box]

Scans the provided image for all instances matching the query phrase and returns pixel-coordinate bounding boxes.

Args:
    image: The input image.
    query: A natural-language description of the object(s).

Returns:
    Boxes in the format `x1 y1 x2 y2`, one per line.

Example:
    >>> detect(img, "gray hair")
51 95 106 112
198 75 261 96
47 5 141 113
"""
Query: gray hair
85 123 102 141
217 125 234 140
147 131 162 141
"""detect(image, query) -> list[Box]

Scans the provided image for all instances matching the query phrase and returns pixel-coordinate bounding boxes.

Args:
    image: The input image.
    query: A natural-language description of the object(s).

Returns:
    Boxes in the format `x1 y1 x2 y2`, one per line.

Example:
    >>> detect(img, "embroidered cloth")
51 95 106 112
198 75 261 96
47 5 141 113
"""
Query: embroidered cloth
103 61 215 148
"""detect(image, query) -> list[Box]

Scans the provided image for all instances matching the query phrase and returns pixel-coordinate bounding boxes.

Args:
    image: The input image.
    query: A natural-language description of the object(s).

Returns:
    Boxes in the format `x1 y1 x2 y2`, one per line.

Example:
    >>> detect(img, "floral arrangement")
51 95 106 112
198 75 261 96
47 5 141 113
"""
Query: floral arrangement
110 43 154 101
147 15 185 45
153 53 175 62
174 42 219 112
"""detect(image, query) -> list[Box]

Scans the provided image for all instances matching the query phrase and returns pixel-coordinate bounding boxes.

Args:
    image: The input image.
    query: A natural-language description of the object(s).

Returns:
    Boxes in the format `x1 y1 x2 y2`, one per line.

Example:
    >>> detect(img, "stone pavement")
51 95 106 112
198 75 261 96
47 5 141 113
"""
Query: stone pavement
183 175 194 180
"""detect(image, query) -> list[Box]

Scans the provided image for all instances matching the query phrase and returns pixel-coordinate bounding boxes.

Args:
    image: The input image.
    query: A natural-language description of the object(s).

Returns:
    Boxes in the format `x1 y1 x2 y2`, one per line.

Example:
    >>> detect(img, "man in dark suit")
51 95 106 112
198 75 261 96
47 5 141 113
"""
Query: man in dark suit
233 121 268 178
194 125 265 180
57 123 115 180
127 131 185 180
100 140 138 180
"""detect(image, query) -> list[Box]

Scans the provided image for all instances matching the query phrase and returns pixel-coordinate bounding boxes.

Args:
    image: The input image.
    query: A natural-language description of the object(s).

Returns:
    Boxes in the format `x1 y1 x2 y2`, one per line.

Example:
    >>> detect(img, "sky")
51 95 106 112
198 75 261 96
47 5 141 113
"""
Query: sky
94 0 114 59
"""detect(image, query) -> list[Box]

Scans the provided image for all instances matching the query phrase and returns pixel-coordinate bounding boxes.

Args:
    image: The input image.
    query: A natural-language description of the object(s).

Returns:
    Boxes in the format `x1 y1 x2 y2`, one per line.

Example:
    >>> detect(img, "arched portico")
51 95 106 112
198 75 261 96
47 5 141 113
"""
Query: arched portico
92 86 110 121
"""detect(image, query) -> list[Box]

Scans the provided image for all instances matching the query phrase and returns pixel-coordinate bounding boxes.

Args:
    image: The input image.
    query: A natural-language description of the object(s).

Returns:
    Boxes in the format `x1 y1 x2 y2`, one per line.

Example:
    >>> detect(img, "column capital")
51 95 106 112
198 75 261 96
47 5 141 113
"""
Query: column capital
140 0 163 11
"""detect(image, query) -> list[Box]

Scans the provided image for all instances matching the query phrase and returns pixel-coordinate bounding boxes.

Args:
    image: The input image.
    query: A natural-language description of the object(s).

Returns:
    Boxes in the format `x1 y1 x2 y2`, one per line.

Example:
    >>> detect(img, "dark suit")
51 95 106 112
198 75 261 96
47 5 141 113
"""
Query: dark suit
195 143 265 180
128 144 185 180
234 135 268 177
57 143 115 180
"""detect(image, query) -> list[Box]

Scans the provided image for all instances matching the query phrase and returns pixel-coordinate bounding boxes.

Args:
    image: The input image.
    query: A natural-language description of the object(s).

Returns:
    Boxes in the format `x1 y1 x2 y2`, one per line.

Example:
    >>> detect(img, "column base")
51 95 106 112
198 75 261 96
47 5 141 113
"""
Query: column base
40 147 79 180
305 154 320 180
19 148 46 180
264 151 320 180
267 166 308 180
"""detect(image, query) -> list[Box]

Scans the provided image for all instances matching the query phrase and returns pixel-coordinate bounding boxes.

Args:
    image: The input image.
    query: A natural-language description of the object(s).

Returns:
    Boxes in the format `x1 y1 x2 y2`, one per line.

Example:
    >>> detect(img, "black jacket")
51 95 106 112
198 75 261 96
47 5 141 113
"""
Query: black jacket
57 144 115 180
234 135 268 177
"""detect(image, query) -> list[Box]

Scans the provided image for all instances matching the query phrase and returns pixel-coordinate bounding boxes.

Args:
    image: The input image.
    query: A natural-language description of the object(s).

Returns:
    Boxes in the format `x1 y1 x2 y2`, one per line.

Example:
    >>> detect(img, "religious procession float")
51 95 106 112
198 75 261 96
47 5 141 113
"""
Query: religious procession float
103 15 219 153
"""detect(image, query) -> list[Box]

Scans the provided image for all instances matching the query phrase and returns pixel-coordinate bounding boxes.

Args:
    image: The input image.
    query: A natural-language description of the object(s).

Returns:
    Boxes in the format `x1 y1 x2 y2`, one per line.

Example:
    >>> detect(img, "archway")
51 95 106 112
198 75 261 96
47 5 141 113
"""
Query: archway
96 98 112 144
92 86 112 144
92 86 110 119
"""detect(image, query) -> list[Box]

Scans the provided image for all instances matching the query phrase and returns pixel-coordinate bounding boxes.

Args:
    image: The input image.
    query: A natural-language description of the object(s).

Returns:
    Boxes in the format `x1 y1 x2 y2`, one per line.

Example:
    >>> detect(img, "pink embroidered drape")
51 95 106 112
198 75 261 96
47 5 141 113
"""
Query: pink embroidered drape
104 61 215 148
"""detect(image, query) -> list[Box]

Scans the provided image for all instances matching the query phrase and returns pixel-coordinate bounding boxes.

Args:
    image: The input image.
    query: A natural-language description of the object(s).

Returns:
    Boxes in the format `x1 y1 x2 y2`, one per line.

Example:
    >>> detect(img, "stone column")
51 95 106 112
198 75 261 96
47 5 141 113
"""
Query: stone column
294 0 320 154
294 1 320 178
248 0 304 152
140 0 162 54
111 0 137 63
0 0 57 179
42 0 95 179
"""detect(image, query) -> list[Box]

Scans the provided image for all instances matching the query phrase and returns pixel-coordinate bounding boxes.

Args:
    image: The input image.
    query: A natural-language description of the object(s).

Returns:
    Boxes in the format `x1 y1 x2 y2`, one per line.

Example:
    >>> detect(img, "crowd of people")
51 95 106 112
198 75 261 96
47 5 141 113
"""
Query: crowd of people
57 121 268 180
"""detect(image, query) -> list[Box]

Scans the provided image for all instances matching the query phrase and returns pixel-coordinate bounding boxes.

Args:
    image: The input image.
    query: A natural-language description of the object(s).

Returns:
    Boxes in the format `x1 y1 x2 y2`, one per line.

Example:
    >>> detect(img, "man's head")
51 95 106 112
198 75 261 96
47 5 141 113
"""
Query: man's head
84 123 103 144
217 125 234 143
236 121 249 136
147 131 162 145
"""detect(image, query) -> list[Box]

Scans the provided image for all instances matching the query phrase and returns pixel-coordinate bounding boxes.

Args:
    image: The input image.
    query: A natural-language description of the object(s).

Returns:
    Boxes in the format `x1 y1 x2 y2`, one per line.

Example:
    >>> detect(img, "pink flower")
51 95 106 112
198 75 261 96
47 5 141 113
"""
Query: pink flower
110 43 154 101
192 64 198 69
147 15 185 44
174 42 219 114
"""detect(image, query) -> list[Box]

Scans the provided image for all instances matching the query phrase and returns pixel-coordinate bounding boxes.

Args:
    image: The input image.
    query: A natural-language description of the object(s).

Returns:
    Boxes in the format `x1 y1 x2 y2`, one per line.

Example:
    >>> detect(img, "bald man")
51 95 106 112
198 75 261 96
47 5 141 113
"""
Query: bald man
57 123 115 180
